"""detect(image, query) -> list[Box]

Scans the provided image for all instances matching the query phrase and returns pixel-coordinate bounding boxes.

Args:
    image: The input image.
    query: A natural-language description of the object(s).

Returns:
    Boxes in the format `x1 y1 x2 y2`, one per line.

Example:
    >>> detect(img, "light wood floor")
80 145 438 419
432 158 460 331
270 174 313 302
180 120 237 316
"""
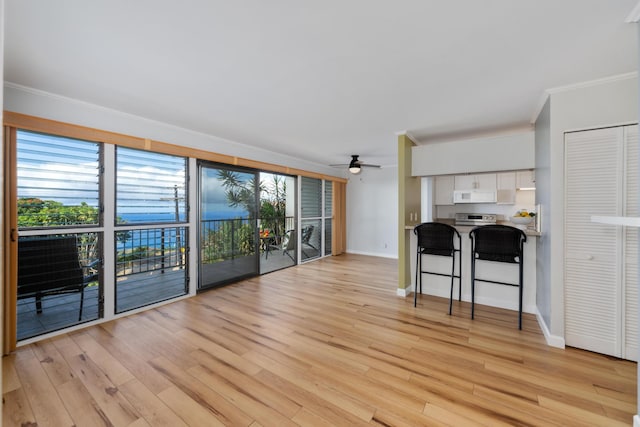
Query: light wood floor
3 254 637 426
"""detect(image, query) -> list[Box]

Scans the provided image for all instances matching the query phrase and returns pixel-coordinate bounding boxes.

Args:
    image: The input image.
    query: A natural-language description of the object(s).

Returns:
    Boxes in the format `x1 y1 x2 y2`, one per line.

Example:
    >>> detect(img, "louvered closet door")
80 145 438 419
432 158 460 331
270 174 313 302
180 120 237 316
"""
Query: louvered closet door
624 125 638 361
565 127 622 357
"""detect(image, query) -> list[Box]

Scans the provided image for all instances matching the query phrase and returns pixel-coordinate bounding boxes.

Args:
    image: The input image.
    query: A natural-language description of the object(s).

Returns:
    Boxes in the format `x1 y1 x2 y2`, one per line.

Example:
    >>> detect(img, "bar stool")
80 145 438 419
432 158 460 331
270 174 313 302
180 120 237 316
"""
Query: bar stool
469 225 527 329
414 222 462 314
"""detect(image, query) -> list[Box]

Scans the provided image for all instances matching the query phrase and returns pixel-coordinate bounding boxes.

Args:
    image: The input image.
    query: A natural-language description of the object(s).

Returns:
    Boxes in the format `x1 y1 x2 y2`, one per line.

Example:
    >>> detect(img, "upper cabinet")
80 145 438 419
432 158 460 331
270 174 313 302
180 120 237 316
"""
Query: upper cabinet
496 172 516 204
516 170 536 189
433 169 535 206
434 175 455 205
454 173 496 191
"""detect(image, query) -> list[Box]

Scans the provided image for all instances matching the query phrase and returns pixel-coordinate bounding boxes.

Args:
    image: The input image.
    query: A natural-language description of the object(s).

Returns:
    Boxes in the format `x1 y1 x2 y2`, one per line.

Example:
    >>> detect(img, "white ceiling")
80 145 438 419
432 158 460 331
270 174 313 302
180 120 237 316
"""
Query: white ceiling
4 1 639 169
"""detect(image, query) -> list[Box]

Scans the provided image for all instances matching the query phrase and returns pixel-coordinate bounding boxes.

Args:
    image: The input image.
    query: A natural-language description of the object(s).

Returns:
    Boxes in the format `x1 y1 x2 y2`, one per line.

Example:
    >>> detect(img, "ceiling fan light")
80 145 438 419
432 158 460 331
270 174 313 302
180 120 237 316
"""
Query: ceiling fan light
348 155 361 174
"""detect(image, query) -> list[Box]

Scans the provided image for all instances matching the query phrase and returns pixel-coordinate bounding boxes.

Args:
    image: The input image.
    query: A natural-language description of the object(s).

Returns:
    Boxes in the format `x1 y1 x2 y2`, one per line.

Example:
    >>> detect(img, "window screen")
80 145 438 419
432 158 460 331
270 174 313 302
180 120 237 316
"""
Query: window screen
116 147 187 224
17 130 100 228
301 176 322 218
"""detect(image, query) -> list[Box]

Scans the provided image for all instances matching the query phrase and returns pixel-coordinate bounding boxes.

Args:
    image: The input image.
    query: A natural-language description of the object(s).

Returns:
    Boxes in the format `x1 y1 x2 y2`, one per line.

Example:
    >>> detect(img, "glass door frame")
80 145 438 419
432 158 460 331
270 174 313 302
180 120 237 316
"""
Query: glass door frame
258 172 298 274
197 161 261 291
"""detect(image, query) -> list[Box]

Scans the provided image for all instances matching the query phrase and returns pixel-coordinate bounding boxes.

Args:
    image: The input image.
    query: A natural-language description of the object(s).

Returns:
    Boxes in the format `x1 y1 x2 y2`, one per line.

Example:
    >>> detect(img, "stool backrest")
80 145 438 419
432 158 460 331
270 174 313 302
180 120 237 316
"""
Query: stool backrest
414 222 459 257
469 225 526 263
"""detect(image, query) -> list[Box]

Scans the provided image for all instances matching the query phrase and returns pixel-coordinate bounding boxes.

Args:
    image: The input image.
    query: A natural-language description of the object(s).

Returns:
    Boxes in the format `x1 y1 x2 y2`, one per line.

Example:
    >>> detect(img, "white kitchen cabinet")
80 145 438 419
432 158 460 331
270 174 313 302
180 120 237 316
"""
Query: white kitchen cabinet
516 170 535 189
564 124 637 361
496 172 516 204
454 173 496 191
434 175 454 205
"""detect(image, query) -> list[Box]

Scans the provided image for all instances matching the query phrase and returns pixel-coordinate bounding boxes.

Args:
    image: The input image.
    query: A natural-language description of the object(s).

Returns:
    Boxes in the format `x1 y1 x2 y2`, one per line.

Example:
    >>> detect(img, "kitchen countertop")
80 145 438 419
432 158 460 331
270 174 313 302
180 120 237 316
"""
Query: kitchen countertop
405 218 540 237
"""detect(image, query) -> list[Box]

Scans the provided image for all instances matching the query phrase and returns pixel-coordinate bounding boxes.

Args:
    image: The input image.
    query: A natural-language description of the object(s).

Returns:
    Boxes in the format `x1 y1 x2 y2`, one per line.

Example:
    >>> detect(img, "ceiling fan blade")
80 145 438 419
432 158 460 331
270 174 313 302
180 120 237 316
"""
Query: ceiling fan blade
329 155 381 169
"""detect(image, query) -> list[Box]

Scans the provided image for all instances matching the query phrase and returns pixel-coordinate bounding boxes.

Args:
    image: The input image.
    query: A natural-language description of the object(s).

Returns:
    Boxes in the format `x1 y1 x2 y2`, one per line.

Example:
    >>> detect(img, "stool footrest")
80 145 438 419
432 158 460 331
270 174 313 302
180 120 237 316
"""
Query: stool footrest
472 278 519 287
419 270 461 280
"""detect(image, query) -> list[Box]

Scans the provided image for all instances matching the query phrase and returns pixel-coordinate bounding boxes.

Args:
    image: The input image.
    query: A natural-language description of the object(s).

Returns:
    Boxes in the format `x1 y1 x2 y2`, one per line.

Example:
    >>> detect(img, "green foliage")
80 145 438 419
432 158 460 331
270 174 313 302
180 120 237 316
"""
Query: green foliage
18 197 131 243
18 198 99 227
18 198 136 274
201 219 255 263
216 170 263 219
259 174 287 238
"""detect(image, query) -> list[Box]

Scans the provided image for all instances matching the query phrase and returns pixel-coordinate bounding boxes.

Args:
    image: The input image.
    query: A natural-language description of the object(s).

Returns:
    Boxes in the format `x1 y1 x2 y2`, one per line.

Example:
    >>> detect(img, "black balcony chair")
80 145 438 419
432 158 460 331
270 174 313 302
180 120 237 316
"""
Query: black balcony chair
469 225 527 329
414 222 462 314
260 229 278 259
18 236 99 321
301 225 317 256
282 229 296 261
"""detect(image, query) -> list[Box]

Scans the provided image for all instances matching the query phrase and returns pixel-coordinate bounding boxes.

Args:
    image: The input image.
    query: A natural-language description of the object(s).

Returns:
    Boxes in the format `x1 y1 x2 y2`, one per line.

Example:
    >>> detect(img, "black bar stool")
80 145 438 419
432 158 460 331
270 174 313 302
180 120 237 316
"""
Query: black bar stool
469 225 527 329
414 222 462 314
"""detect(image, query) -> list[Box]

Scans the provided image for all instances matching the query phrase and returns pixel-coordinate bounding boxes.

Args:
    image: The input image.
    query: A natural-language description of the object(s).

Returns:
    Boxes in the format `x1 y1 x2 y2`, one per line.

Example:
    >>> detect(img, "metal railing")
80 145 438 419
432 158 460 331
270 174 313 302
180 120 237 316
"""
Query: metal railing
116 227 187 276
201 216 295 263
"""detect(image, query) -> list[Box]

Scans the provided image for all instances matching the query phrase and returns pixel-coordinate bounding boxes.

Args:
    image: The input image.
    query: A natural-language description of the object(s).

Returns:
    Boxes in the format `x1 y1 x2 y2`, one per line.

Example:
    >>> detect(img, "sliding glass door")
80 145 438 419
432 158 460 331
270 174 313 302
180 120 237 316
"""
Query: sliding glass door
198 163 259 289
259 173 296 274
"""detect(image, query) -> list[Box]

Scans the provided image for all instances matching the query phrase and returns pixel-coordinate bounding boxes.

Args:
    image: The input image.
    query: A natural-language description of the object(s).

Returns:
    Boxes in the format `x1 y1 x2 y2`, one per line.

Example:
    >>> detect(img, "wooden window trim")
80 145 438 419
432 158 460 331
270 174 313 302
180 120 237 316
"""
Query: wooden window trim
3 111 347 183
3 112 348 352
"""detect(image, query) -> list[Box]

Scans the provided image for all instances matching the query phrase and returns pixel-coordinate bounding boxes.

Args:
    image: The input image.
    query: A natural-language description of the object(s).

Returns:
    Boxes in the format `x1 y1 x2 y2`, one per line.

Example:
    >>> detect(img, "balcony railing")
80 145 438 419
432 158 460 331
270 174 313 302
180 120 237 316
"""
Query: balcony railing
200 216 295 263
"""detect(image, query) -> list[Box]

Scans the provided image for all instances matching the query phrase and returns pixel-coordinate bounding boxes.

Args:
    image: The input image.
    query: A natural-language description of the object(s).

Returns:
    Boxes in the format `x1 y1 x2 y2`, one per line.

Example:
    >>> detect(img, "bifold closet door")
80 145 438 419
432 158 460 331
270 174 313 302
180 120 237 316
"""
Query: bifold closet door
565 125 638 361
623 125 638 361
565 127 621 358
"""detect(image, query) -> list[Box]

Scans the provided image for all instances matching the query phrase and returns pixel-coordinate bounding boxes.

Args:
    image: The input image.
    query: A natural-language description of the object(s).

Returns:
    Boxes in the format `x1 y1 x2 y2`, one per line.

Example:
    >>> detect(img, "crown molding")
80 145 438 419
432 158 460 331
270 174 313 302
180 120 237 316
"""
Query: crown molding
530 72 638 124
530 92 550 124
546 71 638 94
395 130 419 144
625 1 640 22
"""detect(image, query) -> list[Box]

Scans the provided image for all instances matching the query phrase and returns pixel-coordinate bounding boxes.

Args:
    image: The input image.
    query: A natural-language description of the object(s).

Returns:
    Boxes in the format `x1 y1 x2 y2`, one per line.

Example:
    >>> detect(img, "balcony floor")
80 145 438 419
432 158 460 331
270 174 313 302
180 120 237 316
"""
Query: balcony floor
17 249 303 341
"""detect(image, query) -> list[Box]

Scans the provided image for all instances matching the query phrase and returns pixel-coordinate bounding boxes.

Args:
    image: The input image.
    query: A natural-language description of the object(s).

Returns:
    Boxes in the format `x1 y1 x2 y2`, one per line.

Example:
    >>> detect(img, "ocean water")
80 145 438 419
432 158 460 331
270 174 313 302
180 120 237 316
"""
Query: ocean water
117 211 249 250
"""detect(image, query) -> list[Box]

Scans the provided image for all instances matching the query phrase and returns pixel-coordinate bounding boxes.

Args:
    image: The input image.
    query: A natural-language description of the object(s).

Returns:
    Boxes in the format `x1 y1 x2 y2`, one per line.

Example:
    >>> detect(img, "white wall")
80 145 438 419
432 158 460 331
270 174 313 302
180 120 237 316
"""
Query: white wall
3 86 401 270
346 166 398 258
535 98 552 330
544 74 638 341
3 84 341 178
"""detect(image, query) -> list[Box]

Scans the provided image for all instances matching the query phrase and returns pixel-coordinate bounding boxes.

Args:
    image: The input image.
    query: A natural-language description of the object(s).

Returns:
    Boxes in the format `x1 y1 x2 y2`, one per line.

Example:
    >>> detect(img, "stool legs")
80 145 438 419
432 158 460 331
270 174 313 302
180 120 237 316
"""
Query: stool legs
470 254 524 329
518 257 523 330
414 251 420 307
470 255 476 320
448 254 455 315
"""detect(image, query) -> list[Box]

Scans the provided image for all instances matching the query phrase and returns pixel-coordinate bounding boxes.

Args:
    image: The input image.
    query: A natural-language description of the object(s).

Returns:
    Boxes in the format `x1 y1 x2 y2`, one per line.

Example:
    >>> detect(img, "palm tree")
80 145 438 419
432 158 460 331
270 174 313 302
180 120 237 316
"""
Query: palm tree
216 170 263 219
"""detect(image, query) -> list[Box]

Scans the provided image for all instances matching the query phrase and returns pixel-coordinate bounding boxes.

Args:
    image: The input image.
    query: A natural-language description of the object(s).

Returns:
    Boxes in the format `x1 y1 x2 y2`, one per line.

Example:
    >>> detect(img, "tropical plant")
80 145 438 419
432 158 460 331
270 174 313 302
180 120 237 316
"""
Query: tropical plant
18 198 99 227
17 197 131 267
259 174 287 239
216 170 263 219
201 219 255 262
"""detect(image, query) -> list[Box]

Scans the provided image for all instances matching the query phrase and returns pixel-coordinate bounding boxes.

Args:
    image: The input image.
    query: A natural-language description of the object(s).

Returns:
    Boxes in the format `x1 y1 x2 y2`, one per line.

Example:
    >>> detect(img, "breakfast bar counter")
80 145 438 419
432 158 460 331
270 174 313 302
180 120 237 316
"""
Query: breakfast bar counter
405 221 537 315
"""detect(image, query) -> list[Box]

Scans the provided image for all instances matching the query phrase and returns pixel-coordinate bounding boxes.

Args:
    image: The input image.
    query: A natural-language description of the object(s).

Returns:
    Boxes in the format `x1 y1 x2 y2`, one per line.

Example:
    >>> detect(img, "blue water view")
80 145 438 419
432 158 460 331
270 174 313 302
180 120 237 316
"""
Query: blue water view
117 210 248 250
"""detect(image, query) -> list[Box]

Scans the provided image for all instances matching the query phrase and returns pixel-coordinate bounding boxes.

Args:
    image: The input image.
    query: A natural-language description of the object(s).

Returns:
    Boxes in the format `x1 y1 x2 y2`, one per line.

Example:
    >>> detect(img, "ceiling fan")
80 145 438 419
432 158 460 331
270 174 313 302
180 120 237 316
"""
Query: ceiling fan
330 155 381 174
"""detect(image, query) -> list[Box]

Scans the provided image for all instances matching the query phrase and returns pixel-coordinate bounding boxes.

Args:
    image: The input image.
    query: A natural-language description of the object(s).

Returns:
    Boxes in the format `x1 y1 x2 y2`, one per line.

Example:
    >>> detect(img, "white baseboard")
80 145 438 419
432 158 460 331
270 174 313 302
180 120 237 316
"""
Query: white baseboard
634 414 640 427
346 250 398 259
398 290 567 350
397 285 414 297
411 289 538 315
535 307 565 348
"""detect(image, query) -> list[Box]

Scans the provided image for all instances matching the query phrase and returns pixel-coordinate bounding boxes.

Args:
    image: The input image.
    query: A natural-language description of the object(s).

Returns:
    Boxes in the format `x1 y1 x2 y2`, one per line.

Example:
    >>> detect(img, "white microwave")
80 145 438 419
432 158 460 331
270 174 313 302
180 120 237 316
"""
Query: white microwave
453 189 497 204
